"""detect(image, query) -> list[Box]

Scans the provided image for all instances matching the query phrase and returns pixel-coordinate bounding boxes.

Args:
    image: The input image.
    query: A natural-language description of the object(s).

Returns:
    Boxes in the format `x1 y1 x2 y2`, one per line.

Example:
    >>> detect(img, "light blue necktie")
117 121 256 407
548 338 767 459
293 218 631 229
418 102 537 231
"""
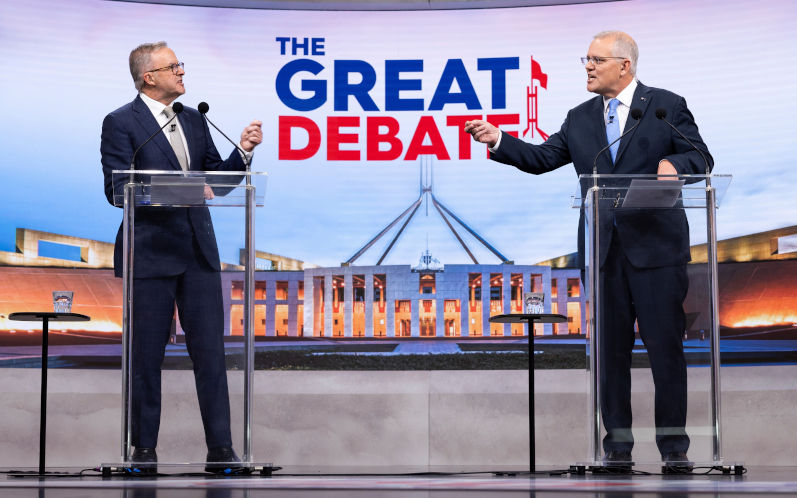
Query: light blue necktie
606 98 620 163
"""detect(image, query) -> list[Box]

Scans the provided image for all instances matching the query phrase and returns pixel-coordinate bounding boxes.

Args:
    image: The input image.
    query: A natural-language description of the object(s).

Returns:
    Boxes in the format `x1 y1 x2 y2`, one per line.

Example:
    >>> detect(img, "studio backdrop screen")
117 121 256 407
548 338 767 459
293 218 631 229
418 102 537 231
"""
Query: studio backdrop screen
0 0 794 268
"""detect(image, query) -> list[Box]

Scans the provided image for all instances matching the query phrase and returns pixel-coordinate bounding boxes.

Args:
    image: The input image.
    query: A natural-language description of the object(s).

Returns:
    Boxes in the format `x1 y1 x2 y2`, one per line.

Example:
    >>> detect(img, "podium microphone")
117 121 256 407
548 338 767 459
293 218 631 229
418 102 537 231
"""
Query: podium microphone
198 102 251 170
129 102 183 170
592 108 642 176
654 108 711 173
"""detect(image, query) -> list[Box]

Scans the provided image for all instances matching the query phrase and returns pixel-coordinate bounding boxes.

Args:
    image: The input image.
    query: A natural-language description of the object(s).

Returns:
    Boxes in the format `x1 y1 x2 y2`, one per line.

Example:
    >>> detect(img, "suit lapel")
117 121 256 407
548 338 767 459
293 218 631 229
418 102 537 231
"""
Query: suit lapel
590 96 614 174
131 95 181 171
614 82 651 165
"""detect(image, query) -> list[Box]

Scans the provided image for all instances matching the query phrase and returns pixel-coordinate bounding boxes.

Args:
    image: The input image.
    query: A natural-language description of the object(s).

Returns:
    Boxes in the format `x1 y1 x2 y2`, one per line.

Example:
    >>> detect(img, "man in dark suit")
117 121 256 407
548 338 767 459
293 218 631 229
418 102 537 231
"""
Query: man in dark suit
101 41 262 473
465 31 711 468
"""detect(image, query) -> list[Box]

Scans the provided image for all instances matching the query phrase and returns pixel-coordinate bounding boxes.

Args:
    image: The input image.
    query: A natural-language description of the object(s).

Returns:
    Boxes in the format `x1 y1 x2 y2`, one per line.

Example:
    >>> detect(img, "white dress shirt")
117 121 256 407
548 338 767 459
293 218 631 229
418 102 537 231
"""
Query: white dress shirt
139 92 191 167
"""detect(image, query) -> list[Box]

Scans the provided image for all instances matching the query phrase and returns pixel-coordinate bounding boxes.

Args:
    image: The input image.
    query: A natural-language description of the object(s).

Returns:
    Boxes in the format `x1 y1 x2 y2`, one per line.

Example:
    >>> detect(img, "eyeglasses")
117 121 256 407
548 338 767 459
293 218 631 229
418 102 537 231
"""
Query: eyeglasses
146 62 184 75
581 56 627 66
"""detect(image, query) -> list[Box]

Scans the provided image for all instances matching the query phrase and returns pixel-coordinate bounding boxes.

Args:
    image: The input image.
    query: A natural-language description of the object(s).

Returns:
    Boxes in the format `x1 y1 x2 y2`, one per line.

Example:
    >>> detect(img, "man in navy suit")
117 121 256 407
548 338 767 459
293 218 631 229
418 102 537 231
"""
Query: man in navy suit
465 31 712 469
101 41 262 473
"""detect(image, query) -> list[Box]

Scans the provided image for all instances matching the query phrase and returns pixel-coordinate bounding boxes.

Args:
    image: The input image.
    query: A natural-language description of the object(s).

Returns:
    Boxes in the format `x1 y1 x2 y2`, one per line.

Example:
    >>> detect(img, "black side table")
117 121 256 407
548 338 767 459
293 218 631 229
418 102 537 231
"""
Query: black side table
489 313 567 473
9 312 90 475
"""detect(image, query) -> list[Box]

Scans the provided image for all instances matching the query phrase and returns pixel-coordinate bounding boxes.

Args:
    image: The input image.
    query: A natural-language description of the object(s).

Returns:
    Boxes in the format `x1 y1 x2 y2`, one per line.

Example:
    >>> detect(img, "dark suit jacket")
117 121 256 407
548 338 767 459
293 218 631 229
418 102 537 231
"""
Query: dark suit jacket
101 95 246 278
491 82 712 269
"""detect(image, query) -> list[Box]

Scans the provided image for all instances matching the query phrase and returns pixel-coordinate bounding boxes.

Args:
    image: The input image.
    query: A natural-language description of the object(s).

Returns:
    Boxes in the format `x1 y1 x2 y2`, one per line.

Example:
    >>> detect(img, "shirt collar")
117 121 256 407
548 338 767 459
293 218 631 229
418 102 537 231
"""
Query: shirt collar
603 78 638 110
139 92 171 117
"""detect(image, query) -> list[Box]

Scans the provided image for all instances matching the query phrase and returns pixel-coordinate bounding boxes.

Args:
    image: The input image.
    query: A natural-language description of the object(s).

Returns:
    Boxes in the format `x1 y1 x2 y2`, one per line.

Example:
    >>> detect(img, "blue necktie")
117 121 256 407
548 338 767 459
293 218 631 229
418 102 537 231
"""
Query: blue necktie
606 98 620 163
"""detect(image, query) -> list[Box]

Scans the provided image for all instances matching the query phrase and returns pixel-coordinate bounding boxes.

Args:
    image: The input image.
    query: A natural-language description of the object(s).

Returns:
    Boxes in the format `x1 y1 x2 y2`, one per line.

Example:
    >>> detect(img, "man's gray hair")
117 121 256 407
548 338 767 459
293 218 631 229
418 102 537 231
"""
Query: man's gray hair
594 31 638 75
129 41 168 91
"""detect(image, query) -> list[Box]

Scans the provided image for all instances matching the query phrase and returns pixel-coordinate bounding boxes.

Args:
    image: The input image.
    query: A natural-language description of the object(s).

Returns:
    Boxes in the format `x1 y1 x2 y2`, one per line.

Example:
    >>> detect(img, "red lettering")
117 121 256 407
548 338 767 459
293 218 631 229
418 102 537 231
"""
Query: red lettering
404 116 450 161
446 114 482 160
327 116 360 160
366 116 403 161
278 116 321 160
485 113 520 158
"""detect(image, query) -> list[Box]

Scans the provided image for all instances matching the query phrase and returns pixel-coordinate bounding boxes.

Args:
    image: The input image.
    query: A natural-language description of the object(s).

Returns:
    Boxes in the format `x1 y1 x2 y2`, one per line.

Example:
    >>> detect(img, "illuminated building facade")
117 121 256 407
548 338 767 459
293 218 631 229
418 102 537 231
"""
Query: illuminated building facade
220 264 586 338
2 226 796 338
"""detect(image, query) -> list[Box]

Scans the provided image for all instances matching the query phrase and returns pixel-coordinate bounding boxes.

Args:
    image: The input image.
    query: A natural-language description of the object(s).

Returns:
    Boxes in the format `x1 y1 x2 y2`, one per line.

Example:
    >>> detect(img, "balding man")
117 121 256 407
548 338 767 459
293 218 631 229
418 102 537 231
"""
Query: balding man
465 31 711 471
101 42 262 474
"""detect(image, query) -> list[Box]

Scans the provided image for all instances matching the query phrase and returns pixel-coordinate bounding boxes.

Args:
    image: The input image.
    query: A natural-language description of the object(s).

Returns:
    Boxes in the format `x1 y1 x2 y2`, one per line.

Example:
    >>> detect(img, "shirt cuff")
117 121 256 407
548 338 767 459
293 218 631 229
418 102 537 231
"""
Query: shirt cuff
239 144 254 163
488 130 503 153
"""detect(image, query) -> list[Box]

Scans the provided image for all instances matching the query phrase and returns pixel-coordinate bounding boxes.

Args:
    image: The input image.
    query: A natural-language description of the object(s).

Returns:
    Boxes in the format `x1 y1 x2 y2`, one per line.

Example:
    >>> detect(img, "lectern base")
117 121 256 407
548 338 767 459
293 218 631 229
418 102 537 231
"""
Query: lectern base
99 461 279 477
569 460 746 476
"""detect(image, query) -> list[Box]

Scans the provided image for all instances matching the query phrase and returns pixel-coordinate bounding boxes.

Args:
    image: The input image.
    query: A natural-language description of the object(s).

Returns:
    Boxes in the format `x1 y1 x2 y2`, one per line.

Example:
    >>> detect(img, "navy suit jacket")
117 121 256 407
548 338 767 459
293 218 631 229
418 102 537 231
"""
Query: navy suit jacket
101 95 246 278
491 82 712 269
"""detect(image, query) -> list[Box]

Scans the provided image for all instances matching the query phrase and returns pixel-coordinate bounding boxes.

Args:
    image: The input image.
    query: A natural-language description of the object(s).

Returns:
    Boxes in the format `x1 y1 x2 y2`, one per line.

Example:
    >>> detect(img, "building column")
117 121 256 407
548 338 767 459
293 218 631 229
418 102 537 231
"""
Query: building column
411 296 420 338
324 270 333 338
364 269 374 338
481 271 490 336
288 279 298 337
266 279 277 336
460 272 470 337
386 271 395 338
502 269 511 336
344 271 353 338
304 272 314 337
435 295 445 337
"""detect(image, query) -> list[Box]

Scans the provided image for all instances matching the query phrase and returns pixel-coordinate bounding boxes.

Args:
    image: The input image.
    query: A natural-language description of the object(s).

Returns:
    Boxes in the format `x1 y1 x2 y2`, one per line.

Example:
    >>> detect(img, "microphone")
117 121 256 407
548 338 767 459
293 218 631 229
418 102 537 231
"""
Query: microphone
198 102 251 170
592 107 643 175
129 102 184 169
655 108 711 173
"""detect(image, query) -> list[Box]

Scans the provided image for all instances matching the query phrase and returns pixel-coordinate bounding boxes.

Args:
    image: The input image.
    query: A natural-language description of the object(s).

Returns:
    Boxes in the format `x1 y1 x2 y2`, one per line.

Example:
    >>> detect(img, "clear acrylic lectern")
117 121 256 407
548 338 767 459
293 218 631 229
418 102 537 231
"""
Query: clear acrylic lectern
571 174 741 471
105 170 268 474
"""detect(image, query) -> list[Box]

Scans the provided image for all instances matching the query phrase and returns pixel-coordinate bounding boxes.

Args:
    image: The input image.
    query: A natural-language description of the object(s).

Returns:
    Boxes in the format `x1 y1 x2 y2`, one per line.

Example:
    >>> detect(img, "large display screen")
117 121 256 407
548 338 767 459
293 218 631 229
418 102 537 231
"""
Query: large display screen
1 0 794 268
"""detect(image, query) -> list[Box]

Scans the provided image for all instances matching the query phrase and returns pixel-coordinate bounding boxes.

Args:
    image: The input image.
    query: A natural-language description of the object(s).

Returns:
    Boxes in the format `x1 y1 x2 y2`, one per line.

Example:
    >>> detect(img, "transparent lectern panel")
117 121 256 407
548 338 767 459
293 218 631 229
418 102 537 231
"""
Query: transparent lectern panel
111 170 267 208
110 169 269 468
577 174 729 467
573 174 731 211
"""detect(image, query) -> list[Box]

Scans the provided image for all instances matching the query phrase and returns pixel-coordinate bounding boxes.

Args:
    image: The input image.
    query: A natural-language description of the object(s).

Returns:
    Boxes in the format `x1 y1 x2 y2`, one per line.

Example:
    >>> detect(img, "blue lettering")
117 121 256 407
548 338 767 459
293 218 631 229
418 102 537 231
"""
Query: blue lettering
385 60 424 111
429 59 481 111
477 57 519 109
311 38 325 56
276 37 290 55
275 59 327 112
334 60 378 112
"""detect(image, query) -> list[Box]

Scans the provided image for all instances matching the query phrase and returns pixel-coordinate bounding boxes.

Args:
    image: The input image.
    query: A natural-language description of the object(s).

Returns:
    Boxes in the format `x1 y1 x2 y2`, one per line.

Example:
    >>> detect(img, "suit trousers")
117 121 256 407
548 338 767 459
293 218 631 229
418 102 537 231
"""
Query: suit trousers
600 228 690 456
130 237 232 451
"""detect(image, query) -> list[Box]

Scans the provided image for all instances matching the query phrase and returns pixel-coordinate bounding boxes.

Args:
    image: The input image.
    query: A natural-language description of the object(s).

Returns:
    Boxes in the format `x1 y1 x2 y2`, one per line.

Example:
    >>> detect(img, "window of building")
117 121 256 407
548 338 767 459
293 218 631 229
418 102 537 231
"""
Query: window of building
313 276 325 337
373 274 387 337
489 273 503 335
395 300 411 337
419 273 436 294
231 280 243 300
420 299 436 336
276 281 289 300
567 278 581 298
332 275 345 336
468 273 482 336
275 304 289 336
444 299 460 337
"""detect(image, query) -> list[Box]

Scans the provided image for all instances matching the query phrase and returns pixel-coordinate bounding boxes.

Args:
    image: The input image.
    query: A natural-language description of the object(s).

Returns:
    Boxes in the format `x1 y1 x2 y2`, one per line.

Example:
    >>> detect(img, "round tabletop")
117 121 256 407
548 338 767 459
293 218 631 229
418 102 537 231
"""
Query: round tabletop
9 312 91 322
488 313 567 324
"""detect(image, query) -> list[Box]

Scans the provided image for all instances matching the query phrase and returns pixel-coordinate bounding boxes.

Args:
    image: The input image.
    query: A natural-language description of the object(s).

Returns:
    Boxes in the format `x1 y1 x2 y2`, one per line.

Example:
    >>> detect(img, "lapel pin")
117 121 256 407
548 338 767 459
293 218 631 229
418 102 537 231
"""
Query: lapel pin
640 96 647 102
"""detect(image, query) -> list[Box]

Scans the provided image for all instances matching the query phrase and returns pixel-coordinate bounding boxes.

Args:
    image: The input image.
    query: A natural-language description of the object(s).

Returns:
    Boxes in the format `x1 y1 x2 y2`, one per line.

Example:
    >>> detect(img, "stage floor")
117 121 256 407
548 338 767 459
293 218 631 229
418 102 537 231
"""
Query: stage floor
2 466 797 497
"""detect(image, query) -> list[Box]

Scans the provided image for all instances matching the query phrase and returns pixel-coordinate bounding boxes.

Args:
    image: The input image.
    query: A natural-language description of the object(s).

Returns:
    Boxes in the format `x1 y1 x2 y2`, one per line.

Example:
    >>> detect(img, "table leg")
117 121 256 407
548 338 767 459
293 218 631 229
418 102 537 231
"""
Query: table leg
529 318 535 473
39 318 49 475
